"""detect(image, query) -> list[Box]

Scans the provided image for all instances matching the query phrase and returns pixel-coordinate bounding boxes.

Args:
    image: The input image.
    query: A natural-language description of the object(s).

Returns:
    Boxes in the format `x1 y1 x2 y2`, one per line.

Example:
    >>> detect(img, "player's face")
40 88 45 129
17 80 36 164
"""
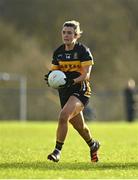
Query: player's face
62 26 77 45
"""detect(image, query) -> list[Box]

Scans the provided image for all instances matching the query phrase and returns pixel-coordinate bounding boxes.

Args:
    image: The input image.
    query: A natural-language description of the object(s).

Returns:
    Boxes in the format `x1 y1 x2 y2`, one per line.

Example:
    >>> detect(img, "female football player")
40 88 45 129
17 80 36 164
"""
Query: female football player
45 20 100 162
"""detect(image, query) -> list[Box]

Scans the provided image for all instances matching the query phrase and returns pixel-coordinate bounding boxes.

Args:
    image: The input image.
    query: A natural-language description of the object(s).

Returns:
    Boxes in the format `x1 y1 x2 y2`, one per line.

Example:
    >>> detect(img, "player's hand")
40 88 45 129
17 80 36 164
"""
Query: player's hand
44 71 51 86
60 78 74 88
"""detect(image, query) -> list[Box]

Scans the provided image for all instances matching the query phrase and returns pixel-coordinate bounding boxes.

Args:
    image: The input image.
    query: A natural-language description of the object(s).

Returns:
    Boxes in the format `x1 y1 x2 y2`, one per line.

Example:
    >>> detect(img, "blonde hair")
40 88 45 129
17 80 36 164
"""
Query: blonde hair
63 20 83 37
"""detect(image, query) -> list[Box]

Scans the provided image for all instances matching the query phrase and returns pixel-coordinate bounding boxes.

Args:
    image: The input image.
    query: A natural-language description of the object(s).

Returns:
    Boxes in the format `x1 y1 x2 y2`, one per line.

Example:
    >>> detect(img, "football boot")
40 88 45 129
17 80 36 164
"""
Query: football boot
47 149 60 162
90 140 100 162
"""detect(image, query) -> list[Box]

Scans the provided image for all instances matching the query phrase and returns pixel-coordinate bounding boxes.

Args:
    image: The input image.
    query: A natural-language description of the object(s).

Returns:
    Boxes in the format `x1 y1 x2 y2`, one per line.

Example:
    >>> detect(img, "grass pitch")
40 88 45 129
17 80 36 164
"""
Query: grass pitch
0 121 138 179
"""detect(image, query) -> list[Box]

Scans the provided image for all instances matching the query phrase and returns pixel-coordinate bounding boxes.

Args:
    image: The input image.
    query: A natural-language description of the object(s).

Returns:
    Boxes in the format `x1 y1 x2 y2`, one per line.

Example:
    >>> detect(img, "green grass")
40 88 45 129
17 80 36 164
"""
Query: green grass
0 121 138 179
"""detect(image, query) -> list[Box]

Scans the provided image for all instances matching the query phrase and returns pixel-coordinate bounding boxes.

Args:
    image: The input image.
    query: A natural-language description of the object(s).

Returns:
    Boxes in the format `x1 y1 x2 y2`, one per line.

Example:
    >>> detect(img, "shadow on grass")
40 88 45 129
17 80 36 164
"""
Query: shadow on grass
0 161 138 171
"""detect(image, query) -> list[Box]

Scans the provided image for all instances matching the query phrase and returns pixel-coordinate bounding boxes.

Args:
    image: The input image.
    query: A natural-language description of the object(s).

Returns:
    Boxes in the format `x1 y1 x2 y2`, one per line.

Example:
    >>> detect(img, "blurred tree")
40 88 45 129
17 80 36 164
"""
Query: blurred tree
0 0 138 90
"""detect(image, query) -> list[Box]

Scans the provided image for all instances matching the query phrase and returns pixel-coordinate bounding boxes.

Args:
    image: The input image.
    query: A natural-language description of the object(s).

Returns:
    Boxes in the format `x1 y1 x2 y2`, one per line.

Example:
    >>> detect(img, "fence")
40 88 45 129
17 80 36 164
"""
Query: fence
1 86 137 121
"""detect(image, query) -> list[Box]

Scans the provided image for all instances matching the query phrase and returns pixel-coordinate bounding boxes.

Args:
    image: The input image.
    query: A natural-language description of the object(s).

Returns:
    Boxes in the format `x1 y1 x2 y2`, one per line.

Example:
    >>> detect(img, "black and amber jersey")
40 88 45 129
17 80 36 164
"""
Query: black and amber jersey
50 42 94 106
51 42 94 79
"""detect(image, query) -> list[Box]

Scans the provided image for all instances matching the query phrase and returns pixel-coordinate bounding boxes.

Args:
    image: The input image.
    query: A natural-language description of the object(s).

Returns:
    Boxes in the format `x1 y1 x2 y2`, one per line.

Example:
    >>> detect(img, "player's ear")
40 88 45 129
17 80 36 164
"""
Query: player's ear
75 33 80 39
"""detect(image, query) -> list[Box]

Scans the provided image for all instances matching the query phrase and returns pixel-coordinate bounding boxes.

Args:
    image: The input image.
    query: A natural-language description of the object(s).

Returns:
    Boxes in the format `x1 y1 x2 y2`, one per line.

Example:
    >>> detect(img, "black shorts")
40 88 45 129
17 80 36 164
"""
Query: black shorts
58 82 91 108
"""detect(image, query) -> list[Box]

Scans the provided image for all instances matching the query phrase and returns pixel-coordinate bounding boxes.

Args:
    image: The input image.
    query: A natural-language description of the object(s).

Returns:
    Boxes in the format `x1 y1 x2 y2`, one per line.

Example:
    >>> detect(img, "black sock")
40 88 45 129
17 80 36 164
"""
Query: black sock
86 139 94 148
55 141 64 151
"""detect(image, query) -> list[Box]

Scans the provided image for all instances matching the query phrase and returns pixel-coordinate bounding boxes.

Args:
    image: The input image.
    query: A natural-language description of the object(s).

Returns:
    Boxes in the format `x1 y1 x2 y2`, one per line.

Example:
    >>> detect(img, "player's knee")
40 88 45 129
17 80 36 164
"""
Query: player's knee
59 110 69 124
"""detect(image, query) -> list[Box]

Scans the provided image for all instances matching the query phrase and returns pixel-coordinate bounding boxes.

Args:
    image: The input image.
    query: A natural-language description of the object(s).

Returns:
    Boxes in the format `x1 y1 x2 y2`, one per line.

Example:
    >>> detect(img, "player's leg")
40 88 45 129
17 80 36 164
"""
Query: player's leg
69 112 100 162
56 96 84 142
69 111 92 142
47 95 84 162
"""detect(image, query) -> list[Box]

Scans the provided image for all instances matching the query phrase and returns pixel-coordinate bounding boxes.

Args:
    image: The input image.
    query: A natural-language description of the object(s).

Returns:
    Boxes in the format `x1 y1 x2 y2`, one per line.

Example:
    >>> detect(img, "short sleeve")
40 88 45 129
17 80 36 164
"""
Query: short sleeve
51 52 59 70
80 47 94 66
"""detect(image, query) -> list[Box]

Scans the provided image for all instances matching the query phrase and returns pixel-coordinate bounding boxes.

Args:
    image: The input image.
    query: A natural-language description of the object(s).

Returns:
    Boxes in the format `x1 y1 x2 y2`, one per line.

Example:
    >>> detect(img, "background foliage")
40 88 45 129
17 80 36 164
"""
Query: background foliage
0 0 138 120
0 0 138 90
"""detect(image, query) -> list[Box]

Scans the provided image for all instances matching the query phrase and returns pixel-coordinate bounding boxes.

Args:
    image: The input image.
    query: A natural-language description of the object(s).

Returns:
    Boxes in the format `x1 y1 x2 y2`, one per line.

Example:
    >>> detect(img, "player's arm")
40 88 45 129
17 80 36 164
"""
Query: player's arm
61 65 92 88
73 46 94 83
74 65 92 84
44 51 59 84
